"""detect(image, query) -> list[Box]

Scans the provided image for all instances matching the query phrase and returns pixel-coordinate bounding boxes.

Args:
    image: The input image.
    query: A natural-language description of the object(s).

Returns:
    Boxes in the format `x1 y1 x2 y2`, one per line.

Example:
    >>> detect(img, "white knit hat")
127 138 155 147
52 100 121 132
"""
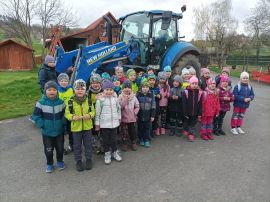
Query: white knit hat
240 71 249 79
181 68 190 76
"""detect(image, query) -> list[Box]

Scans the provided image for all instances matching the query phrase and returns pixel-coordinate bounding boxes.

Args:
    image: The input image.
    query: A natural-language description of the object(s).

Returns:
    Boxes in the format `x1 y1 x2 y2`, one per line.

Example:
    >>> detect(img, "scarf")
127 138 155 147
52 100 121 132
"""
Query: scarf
74 94 87 105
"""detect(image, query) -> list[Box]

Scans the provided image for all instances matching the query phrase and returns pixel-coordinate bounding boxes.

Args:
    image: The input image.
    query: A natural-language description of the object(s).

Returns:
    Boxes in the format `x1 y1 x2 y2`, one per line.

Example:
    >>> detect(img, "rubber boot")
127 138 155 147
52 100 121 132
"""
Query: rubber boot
200 133 209 141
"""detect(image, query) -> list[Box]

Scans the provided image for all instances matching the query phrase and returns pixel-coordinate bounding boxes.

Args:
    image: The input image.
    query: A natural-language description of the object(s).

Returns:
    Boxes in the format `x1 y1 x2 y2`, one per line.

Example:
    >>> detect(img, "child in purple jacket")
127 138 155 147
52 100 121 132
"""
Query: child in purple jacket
213 75 234 136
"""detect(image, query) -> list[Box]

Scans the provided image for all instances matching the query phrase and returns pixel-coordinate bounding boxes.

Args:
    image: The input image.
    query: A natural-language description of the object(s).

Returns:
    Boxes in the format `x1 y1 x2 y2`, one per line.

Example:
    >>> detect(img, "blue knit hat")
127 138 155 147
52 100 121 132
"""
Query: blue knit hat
164 65 172 72
44 55 54 65
45 81 58 91
102 79 114 90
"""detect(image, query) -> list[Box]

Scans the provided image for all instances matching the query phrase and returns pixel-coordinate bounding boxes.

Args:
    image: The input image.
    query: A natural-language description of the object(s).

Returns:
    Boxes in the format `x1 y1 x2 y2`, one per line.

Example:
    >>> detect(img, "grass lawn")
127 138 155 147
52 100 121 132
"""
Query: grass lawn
0 69 41 120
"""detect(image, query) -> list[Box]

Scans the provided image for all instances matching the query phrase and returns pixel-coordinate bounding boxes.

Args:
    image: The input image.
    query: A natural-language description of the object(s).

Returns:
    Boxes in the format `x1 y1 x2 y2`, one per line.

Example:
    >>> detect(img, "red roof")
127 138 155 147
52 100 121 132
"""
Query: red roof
61 12 118 40
0 39 34 51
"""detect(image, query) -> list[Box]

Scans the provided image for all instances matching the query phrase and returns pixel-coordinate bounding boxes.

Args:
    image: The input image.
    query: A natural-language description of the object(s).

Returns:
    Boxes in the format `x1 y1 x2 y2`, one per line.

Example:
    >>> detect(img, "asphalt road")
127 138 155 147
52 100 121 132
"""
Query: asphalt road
1 78 270 202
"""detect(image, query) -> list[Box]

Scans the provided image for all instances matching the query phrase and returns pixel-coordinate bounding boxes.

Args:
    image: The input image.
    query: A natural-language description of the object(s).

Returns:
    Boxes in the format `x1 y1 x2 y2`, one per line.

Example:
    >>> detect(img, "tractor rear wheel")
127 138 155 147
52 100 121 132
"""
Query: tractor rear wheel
173 54 201 78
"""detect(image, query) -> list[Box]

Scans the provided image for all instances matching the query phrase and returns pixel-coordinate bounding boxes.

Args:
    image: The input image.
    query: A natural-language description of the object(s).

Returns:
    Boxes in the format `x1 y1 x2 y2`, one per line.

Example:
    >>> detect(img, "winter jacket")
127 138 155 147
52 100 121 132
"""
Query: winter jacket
150 85 161 110
200 77 209 90
233 83 255 109
88 88 103 106
182 81 189 89
159 84 170 107
95 94 121 128
202 90 220 117
137 90 156 122
182 87 202 117
58 86 74 104
65 97 95 132
168 86 183 113
38 64 57 93
167 77 174 88
218 86 234 112
32 95 65 137
118 92 140 123
131 81 139 94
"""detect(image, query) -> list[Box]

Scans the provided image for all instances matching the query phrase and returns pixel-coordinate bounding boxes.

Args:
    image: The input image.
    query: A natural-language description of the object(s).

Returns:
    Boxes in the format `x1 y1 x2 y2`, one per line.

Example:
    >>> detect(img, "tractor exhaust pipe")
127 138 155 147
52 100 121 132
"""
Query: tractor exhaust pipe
103 15 113 45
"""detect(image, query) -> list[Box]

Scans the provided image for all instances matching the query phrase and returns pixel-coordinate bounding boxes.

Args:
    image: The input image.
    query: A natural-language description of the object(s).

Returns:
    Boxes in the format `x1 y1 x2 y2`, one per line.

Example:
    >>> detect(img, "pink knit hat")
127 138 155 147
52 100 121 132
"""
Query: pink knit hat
201 68 210 75
220 75 229 83
189 75 198 84
206 77 216 86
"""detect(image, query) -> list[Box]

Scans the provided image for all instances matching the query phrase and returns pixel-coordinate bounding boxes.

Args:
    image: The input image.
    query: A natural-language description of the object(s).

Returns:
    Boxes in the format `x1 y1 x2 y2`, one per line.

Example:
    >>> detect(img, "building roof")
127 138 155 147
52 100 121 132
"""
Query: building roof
0 39 34 51
61 12 118 40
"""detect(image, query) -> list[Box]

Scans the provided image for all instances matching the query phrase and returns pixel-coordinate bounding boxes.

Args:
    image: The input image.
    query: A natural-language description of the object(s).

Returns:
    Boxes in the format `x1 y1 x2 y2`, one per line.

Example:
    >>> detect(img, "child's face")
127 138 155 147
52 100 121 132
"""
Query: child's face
190 82 198 89
183 73 190 81
59 79 68 88
209 82 216 90
123 88 132 95
74 88 86 97
241 77 249 84
91 82 101 90
221 81 228 88
47 60 55 68
138 71 144 77
173 80 180 87
165 71 172 78
142 86 149 94
221 72 229 77
149 78 156 87
129 74 137 82
104 88 114 96
203 72 210 78
116 70 123 78
46 88 57 99
159 78 166 84
148 69 154 75
190 72 196 76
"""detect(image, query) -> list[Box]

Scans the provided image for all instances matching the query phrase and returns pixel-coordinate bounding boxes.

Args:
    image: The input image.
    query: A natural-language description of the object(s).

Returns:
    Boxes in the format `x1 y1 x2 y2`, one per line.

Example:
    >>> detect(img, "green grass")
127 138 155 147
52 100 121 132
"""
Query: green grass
32 39 44 56
0 70 41 120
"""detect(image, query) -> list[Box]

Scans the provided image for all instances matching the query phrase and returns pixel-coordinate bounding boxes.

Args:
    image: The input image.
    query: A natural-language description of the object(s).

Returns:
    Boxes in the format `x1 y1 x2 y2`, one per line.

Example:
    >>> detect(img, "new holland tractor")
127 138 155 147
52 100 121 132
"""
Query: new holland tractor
55 5 201 83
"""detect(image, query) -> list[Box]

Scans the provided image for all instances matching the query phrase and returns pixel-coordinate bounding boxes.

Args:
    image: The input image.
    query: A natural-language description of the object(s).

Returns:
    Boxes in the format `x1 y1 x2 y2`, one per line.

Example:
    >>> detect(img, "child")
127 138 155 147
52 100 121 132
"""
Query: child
137 80 156 147
182 76 202 142
111 75 122 95
95 80 122 164
181 67 191 89
65 79 95 172
126 69 139 94
213 75 234 136
200 78 220 140
38 55 57 94
32 81 65 173
115 66 126 84
101 72 111 81
164 65 173 88
57 73 74 155
188 66 196 77
118 80 140 151
231 72 255 135
147 66 155 75
215 67 232 87
168 75 183 136
148 74 161 137
158 71 170 135
200 68 210 90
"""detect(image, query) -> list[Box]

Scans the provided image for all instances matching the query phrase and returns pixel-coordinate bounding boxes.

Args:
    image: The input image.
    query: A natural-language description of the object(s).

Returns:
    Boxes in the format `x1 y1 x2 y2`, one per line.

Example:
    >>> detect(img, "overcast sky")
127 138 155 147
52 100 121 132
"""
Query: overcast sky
65 0 258 41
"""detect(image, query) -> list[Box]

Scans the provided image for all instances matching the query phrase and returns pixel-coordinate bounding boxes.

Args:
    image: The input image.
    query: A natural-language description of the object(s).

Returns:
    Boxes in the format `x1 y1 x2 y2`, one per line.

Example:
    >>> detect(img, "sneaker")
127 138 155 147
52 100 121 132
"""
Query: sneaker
85 159 92 170
112 150 122 162
219 129 226 135
144 141 151 148
104 152 112 165
139 140 145 146
156 128 161 136
237 127 245 134
207 133 214 140
200 134 209 141
121 144 128 152
46 165 54 173
188 134 195 142
76 160 84 172
161 128 166 135
231 128 239 135
57 162 65 170
131 143 137 151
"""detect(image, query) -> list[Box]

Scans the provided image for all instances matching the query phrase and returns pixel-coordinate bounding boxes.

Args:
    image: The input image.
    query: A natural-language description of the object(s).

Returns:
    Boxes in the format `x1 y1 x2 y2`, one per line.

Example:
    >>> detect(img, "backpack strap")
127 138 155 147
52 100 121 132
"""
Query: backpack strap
88 97 92 112
68 99 74 114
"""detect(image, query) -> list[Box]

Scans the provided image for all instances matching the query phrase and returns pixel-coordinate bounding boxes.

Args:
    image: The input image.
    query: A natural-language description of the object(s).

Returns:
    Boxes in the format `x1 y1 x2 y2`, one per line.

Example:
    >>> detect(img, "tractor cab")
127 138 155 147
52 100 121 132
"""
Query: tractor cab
119 9 184 68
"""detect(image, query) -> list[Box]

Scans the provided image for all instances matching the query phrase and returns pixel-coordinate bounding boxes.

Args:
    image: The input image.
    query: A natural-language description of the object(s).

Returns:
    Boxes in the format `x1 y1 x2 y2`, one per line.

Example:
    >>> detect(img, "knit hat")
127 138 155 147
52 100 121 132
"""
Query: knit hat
111 75 119 82
140 79 150 87
222 67 230 75
126 69 136 79
173 75 182 84
122 80 132 89
189 75 199 84
158 71 167 80
181 67 190 76
164 65 172 72
101 72 110 80
102 79 114 90
44 55 54 65
206 77 216 86
240 71 249 79
201 68 210 76
45 81 58 91
115 66 123 72
188 66 196 75
57 73 69 82
147 65 155 72
90 73 102 83
73 79 86 90
220 75 229 83
148 73 156 80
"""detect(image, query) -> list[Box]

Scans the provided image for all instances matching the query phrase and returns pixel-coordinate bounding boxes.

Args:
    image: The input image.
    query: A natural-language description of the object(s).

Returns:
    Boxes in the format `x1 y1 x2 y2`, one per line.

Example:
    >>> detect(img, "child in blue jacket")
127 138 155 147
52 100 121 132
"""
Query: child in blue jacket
32 81 66 173
231 72 255 135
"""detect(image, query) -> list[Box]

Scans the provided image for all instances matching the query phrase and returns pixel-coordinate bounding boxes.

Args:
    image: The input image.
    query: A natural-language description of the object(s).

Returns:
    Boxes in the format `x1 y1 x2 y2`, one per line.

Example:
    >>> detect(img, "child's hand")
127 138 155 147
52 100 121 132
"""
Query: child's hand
82 114 91 120
95 125 100 131
224 97 230 101
244 98 251 102
150 117 154 122
172 95 178 100
156 94 161 99
198 116 201 121
72 115 81 121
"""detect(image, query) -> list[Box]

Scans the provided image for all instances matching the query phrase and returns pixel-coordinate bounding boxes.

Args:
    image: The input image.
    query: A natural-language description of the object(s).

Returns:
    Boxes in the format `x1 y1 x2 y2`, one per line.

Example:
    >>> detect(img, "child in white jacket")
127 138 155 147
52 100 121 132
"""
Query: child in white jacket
95 80 122 165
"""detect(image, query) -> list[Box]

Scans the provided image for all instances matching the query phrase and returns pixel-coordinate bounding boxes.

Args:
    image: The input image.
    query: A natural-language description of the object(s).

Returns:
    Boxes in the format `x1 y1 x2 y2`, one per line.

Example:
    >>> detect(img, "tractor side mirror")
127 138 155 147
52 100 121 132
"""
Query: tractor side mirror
161 11 172 30
181 5 186 12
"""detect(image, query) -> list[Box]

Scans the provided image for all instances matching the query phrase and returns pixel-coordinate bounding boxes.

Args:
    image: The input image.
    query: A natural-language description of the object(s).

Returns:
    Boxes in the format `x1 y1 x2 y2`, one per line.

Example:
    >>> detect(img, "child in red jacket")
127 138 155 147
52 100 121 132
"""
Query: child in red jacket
200 78 220 140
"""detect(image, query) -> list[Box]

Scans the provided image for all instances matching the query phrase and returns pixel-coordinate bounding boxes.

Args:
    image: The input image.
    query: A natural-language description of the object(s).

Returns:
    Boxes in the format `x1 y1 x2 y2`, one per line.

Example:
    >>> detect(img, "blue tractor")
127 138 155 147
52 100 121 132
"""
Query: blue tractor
55 5 200 83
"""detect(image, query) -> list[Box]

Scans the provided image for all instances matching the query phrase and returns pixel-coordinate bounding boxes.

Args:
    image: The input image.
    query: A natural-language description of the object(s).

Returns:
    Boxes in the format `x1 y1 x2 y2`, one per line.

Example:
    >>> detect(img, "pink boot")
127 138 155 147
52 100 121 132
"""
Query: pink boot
161 128 166 135
156 128 161 136
207 133 214 140
188 134 195 142
200 133 209 141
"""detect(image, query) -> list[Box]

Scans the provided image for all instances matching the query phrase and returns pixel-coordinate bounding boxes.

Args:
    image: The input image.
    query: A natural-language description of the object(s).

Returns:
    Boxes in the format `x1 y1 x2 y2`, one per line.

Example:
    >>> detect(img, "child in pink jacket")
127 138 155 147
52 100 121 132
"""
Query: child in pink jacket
158 71 170 135
118 80 140 151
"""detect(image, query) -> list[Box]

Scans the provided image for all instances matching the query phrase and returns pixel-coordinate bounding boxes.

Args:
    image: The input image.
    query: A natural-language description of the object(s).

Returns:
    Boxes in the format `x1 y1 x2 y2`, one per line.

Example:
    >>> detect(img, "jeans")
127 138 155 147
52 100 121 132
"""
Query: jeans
42 135 64 165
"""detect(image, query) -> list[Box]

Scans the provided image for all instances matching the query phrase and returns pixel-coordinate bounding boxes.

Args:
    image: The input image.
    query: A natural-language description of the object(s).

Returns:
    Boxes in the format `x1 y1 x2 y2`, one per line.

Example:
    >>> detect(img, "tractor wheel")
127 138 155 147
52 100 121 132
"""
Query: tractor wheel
173 54 201 78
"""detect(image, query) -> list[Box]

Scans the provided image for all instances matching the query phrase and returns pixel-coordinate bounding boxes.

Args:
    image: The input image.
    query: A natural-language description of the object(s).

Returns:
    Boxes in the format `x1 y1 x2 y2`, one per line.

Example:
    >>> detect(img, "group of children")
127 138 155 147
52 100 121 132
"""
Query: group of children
33 55 255 173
